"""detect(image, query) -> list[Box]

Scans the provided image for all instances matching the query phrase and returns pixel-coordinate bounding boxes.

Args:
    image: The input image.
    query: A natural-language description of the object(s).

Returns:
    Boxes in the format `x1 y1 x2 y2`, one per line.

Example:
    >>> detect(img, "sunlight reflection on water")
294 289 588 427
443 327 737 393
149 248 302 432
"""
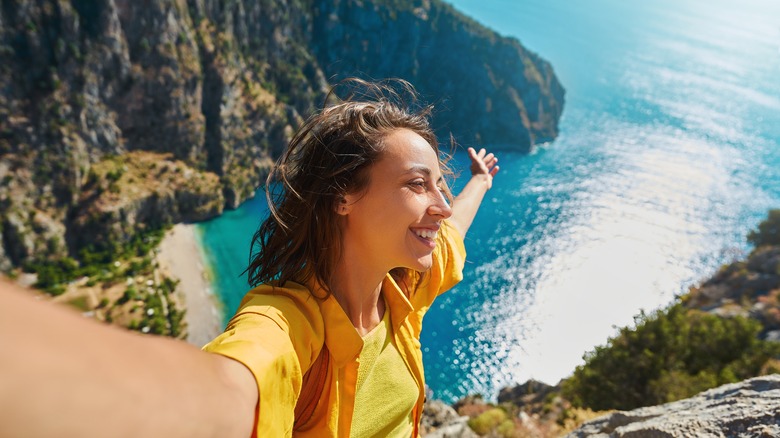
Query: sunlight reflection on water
416 0 780 402
424 99 776 401
199 0 780 404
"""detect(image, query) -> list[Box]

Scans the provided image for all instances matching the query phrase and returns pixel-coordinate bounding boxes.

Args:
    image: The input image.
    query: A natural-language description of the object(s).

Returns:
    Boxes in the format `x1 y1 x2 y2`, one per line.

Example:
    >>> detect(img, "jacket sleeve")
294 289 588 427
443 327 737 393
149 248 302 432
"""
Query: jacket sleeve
203 286 324 437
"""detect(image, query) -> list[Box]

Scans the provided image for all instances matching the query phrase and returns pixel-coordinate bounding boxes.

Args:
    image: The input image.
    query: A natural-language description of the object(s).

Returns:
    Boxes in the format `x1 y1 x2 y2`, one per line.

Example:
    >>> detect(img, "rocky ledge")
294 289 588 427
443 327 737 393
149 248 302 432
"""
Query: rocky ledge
566 374 780 437
422 375 780 437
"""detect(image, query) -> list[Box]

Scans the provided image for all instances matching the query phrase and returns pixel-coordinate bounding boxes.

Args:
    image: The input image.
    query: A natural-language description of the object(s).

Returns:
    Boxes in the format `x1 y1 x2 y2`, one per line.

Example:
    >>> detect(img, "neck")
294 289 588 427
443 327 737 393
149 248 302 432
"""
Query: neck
330 244 389 337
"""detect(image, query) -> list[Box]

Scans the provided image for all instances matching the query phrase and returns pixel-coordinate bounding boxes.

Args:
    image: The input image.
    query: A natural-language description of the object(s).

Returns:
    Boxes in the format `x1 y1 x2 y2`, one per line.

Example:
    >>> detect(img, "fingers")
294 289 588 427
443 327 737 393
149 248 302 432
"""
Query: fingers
467 147 499 177
468 148 496 163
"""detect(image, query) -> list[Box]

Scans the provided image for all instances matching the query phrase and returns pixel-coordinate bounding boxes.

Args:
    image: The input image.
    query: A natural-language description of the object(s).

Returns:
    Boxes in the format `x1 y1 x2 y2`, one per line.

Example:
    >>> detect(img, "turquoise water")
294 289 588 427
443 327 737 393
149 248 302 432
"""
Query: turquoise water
199 0 780 403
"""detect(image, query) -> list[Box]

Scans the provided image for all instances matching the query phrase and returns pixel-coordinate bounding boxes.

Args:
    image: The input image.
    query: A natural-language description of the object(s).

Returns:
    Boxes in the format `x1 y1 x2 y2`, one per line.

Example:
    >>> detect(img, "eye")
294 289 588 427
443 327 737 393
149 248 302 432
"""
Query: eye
408 179 426 191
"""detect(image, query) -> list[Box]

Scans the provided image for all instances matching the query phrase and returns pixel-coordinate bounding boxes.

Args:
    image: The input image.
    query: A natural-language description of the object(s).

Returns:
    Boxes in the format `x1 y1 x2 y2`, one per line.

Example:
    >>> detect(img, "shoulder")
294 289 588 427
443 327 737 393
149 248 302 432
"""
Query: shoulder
438 219 466 257
430 220 466 277
234 282 325 330
208 282 326 372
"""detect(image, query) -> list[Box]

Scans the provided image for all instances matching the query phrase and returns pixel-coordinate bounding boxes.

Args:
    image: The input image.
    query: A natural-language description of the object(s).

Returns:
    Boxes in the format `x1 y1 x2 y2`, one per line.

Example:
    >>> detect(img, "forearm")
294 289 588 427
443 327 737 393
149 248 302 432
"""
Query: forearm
450 173 492 237
0 279 255 438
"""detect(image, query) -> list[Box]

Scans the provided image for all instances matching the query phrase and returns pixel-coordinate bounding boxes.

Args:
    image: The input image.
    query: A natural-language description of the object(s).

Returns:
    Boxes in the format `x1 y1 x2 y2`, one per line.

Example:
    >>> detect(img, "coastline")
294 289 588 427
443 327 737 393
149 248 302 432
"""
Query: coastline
156 223 223 347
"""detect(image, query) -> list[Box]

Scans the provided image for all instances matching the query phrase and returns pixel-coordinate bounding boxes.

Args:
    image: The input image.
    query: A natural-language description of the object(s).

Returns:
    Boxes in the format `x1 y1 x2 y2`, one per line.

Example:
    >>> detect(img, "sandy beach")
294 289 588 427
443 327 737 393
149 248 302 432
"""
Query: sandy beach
156 224 223 347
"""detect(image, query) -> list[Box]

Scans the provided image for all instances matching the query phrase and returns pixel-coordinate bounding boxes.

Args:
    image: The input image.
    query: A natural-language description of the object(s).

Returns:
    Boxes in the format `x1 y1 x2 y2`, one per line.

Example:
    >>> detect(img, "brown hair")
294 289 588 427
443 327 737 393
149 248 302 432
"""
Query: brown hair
245 78 450 296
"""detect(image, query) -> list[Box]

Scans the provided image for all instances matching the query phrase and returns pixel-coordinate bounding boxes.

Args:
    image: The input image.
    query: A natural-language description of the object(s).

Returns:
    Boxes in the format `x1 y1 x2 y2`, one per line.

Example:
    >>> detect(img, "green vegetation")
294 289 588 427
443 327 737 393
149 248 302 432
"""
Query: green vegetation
66 295 90 312
23 224 185 338
25 256 79 295
557 210 780 411
748 208 780 247
25 227 167 295
137 276 186 338
467 408 512 436
561 304 780 411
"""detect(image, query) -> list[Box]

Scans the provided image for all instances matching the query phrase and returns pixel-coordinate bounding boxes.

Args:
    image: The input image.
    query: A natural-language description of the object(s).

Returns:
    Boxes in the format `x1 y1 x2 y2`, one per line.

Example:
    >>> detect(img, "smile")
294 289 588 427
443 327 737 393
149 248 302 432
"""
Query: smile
412 228 438 249
414 229 438 240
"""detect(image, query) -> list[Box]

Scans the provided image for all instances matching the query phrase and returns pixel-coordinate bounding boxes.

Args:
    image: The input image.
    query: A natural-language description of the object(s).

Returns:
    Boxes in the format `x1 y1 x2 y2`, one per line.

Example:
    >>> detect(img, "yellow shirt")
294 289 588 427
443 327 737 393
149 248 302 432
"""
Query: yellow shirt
351 300 417 437
203 220 466 437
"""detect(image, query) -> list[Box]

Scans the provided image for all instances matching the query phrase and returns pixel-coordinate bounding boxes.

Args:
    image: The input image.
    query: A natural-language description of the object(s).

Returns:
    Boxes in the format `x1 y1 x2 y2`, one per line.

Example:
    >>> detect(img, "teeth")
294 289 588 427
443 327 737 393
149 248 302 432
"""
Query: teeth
415 229 438 240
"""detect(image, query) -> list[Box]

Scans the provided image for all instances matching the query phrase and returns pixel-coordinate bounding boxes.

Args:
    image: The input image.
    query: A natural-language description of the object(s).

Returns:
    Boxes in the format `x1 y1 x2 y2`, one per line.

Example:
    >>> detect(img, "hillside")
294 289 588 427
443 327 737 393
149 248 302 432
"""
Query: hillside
0 0 564 283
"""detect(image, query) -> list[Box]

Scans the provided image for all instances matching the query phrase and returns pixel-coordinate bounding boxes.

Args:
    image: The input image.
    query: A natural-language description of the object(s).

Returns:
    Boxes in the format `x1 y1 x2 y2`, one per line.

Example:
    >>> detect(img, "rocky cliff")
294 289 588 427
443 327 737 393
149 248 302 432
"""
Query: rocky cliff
311 0 564 148
0 0 564 272
684 244 780 342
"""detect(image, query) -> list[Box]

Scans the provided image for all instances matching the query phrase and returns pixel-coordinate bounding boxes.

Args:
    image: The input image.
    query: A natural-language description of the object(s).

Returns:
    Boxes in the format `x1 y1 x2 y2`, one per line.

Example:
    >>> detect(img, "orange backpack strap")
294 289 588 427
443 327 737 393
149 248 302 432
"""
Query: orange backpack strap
293 345 331 430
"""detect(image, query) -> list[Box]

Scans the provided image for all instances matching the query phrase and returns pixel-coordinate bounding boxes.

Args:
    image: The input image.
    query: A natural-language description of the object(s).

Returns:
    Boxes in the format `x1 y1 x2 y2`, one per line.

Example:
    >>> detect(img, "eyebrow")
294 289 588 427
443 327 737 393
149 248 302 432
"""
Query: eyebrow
405 165 444 183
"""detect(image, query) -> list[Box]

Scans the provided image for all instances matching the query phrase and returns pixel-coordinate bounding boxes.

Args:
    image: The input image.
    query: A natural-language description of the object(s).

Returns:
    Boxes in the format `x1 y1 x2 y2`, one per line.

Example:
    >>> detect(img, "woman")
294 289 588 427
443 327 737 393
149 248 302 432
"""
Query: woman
0 79 498 437
204 79 499 436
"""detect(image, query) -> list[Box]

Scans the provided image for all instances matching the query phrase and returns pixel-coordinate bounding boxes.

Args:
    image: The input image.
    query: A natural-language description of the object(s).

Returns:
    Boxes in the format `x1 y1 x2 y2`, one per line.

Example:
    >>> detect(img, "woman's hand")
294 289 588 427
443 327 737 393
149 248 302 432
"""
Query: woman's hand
449 148 500 237
468 147 500 190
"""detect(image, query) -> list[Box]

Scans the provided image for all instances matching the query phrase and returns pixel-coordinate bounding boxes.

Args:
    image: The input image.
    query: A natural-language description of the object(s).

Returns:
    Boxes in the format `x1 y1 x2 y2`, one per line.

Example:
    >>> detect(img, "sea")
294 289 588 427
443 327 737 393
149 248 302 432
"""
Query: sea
196 0 780 403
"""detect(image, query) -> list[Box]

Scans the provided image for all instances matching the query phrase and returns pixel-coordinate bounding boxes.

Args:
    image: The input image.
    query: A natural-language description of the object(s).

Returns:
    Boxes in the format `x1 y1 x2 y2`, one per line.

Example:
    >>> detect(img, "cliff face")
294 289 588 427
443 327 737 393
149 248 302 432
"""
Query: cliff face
0 0 564 270
311 0 565 149
685 245 780 342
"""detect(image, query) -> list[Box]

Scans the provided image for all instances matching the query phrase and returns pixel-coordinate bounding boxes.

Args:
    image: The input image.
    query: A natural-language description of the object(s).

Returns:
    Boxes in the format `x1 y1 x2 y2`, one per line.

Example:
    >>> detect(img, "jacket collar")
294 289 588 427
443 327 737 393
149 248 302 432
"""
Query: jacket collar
311 274 415 367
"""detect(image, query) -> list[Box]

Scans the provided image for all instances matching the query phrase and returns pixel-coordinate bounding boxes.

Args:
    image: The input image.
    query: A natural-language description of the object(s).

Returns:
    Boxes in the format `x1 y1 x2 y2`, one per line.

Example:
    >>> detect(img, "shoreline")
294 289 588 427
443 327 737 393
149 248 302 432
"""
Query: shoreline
156 223 223 347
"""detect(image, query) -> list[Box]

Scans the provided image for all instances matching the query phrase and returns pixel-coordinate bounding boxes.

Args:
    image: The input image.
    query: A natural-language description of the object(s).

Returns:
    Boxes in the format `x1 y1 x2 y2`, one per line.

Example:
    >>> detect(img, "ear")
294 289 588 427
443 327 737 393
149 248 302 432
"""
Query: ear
335 195 354 216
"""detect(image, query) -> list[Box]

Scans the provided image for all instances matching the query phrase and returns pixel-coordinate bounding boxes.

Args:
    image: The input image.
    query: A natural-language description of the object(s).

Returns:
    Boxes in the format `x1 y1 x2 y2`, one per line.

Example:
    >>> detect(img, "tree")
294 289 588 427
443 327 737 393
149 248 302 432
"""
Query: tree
748 209 780 247
561 304 780 411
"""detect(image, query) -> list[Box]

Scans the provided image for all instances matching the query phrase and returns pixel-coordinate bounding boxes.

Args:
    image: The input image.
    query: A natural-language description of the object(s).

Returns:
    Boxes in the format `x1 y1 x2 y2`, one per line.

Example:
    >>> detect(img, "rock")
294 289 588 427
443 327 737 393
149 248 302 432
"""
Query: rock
452 394 491 418
66 152 224 253
747 246 780 275
685 243 780 335
2 211 35 265
498 379 556 407
311 0 565 152
421 400 478 438
0 236 11 271
566 374 780 437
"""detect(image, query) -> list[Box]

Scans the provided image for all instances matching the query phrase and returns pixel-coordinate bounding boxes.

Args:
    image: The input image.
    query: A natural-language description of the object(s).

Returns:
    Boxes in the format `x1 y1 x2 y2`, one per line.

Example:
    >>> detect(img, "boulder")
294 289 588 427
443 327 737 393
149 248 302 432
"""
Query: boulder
566 374 780 437
421 400 478 438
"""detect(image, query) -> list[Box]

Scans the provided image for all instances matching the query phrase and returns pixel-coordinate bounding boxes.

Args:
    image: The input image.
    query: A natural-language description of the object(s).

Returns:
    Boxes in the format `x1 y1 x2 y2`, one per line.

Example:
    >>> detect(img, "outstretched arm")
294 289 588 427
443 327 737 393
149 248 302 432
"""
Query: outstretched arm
449 147 500 237
0 277 257 438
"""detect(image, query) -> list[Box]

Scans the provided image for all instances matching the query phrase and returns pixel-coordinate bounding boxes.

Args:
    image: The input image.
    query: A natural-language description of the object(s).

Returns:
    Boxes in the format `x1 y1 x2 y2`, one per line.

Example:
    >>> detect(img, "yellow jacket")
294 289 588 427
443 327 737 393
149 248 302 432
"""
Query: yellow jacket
203 220 466 437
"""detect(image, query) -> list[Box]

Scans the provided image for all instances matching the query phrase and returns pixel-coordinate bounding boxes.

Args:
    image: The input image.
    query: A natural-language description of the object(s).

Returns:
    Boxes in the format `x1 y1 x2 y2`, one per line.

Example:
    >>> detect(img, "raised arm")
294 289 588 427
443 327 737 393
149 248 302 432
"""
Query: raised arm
0 277 257 438
449 147 500 237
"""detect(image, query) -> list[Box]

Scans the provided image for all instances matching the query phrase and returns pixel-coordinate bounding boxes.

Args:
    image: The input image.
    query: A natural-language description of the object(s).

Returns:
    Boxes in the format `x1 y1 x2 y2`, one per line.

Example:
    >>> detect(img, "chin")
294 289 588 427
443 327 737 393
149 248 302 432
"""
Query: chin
411 256 434 272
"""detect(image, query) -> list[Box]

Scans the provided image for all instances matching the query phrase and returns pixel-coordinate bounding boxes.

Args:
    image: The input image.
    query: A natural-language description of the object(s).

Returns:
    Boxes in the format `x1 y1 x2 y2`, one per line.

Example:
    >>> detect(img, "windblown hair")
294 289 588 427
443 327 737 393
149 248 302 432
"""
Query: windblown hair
246 78 450 297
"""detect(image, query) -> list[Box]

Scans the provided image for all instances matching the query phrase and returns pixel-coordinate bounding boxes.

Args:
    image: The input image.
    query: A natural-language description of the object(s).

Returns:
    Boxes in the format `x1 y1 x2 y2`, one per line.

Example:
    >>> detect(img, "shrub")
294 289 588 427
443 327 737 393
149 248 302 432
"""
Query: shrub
27 256 79 295
468 408 507 435
748 209 780 247
117 286 140 305
562 304 780 411
495 418 517 437
67 296 90 311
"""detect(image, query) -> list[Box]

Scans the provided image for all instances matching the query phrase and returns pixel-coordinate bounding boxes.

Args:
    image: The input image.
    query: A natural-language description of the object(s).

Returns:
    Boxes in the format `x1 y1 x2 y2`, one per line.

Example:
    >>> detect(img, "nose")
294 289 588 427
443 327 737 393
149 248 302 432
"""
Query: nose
428 189 453 219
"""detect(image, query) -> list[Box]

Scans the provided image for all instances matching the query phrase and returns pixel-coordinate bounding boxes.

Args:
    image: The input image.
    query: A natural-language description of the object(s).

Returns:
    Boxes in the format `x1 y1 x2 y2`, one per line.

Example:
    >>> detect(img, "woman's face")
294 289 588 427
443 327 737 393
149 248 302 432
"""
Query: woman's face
339 129 452 272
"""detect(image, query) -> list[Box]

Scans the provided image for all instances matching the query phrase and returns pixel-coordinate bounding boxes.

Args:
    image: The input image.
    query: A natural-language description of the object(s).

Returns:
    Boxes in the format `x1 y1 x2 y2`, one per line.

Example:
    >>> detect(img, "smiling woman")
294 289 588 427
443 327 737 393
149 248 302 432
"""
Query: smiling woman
0 78 498 437
205 79 499 436
338 129 454 275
